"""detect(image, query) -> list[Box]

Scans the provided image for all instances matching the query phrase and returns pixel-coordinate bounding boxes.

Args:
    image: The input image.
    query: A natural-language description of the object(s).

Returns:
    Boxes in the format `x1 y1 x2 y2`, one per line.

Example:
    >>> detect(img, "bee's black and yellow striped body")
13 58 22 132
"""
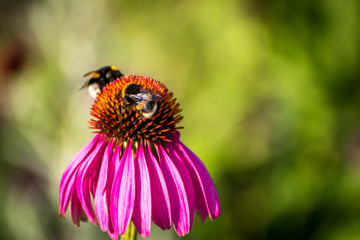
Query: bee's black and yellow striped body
81 65 123 98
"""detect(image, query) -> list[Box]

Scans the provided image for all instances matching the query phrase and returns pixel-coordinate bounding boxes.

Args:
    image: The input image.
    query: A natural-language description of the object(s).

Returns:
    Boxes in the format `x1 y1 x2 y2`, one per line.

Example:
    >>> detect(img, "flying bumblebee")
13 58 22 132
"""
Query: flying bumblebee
81 65 123 98
122 83 162 119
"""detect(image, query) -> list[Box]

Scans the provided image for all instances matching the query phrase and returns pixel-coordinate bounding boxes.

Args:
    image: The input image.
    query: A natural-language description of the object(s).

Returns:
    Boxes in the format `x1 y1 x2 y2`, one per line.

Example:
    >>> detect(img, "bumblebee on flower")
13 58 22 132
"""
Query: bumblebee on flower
59 66 221 239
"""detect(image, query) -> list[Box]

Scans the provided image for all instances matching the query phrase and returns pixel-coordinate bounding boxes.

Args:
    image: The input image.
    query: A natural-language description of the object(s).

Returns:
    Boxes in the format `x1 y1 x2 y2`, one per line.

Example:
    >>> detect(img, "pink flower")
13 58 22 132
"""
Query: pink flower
59 73 220 239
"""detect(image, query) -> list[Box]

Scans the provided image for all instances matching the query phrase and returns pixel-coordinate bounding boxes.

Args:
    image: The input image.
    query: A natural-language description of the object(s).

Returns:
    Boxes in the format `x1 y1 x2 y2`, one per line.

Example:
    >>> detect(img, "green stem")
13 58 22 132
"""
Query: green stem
120 221 137 240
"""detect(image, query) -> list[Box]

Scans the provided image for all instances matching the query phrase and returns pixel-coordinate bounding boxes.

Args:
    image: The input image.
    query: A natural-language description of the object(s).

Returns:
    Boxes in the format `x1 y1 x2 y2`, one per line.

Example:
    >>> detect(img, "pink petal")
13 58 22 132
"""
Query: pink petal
75 138 107 224
70 187 86 226
59 170 78 217
173 139 221 221
132 144 152 237
109 143 122 231
111 142 135 235
144 144 171 230
158 144 191 236
59 134 101 216
164 142 195 228
108 232 120 240
94 140 116 234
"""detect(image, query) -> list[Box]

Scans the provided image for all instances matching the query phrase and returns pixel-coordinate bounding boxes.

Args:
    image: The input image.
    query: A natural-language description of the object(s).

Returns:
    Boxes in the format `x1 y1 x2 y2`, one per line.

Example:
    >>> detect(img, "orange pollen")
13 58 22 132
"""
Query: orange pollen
89 75 183 143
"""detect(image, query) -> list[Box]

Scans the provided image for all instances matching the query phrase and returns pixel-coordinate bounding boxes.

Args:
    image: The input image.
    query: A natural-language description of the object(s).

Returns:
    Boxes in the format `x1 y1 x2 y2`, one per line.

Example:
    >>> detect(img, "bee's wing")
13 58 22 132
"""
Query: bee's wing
79 80 90 90
128 93 150 104
152 92 163 102
80 70 97 90
81 70 101 90
83 70 96 77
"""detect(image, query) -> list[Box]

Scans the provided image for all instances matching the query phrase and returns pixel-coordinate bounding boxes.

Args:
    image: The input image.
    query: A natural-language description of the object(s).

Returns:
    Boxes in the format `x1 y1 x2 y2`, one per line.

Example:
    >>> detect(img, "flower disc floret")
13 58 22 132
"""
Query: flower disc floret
89 75 183 143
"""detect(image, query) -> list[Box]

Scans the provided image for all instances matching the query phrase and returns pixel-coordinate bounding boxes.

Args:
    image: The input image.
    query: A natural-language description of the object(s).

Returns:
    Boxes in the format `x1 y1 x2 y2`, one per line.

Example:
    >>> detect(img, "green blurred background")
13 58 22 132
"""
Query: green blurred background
0 0 359 239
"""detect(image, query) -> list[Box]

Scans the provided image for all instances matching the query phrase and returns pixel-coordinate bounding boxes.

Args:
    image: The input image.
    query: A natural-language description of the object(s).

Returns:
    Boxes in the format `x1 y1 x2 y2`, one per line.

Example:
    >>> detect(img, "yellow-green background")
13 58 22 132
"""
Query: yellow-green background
0 0 359 239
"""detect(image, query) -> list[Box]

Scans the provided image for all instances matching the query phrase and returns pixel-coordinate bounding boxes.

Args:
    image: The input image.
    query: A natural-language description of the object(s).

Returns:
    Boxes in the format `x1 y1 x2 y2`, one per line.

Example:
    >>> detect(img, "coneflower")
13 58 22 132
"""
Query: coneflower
59 69 221 240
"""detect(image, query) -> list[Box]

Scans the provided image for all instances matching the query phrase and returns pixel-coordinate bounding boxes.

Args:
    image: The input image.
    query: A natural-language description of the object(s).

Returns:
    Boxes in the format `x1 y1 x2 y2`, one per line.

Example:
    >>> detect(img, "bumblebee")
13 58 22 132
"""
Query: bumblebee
81 65 123 98
122 83 162 119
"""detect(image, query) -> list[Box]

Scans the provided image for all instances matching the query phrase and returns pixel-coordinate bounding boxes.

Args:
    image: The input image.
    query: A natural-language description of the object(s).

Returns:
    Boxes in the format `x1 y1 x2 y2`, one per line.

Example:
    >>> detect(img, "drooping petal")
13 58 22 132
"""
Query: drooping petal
144 144 171 230
108 143 121 230
109 144 122 234
166 142 206 221
111 142 135 235
70 186 86 226
132 144 152 237
108 232 119 240
173 138 221 221
59 134 101 216
94 140 115 234
164 142 195 228
60 170 78 217
158 144 191 236
75 138 107 224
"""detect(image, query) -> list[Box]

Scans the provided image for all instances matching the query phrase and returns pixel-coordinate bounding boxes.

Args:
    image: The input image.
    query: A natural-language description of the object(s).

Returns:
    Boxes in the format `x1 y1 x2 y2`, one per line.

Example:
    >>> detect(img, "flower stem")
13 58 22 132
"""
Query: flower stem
120 221 137 240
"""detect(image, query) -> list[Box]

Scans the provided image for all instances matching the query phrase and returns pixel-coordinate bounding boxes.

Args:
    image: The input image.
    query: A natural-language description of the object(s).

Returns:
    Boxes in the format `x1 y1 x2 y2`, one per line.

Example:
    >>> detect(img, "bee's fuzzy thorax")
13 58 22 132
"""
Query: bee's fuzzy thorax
89 75 183 143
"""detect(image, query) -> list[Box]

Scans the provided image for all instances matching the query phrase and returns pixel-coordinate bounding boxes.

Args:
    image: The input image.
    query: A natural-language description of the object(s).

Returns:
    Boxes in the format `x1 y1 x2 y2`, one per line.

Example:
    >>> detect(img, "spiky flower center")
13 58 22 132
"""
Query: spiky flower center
89 75 183 143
